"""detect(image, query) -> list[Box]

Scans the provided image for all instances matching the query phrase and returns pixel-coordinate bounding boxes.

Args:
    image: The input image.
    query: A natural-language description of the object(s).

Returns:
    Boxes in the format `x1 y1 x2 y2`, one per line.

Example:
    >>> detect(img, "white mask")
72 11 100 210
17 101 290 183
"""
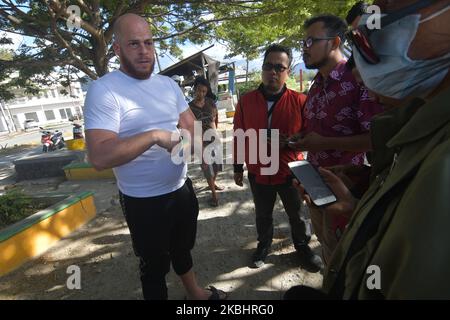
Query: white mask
353 6 450 99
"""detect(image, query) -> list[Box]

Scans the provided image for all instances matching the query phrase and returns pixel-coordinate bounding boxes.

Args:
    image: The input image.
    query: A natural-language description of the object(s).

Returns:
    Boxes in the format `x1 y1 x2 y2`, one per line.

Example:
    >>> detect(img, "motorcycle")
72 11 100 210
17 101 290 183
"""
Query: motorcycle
40 129 53 152
52 130 65 149
72 123 84 139
40 127 65 152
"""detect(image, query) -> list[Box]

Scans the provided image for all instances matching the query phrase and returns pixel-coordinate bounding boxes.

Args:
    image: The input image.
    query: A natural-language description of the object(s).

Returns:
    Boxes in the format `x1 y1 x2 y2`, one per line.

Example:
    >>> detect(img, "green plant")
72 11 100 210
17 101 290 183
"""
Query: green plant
0 189 33 228
236 72 261 97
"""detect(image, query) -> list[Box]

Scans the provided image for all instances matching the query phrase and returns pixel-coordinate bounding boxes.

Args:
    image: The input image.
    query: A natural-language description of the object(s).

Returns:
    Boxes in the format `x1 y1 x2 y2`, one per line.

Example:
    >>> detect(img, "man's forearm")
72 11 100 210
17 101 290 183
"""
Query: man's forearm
324 133 372 152
87 130 159 170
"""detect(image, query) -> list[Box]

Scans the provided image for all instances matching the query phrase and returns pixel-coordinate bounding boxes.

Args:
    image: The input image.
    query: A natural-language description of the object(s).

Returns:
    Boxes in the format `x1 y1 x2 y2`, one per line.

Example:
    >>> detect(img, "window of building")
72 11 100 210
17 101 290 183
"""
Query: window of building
66 108 73 119
59 109 67 119
45 110 56 120
24 112 39 122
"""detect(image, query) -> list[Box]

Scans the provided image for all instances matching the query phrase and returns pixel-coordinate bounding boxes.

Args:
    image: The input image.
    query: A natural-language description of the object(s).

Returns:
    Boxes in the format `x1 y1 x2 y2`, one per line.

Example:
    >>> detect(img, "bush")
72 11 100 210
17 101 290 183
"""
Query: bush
236 73 303 97
0 190 34 229
236 72 261 96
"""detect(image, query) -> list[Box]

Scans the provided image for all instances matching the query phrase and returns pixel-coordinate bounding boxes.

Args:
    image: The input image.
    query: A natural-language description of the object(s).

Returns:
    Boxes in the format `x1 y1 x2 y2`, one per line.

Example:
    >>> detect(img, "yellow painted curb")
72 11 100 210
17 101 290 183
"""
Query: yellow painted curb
0 192 96 276
226 110 235 118
66 138 86 150
64 167 114 180
63 162 115 180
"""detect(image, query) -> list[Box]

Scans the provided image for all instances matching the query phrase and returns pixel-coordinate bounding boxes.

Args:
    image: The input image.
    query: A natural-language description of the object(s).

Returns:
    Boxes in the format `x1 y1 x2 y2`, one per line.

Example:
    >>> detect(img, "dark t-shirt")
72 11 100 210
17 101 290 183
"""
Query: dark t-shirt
189 97 218 132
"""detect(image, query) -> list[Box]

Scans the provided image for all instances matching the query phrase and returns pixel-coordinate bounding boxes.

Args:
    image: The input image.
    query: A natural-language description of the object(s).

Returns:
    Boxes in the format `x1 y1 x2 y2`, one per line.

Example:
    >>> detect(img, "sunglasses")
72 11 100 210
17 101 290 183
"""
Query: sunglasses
300 36 336 49
262 63 289 73
345 0 436 65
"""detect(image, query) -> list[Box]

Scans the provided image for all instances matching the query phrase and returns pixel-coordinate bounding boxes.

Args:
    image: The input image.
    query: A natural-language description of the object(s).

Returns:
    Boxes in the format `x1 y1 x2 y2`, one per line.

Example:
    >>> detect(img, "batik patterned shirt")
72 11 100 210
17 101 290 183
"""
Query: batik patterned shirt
303 61 383 167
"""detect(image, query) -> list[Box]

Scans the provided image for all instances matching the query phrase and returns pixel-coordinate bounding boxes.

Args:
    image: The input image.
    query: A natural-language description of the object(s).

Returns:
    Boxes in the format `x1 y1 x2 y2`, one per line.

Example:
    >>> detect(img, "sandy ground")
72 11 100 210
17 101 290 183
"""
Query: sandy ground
0 123 323 300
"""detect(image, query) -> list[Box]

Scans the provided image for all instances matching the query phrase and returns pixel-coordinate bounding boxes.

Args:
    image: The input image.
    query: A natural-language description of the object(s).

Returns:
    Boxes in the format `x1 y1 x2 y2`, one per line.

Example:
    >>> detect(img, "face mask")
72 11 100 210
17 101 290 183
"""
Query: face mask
353 7 450 99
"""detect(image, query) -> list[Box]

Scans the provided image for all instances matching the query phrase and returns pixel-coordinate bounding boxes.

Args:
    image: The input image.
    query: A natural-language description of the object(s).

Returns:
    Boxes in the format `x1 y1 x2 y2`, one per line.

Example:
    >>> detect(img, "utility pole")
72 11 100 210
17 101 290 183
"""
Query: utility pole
4 102 16 132
245 58 249 84
0 100 11 133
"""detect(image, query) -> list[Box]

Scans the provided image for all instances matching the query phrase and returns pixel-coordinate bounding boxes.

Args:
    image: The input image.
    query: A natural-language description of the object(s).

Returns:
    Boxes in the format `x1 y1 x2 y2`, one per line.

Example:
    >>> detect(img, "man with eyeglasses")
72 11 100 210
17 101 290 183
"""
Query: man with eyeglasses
233 44 323 271
288 15 383 267
286 0 450 299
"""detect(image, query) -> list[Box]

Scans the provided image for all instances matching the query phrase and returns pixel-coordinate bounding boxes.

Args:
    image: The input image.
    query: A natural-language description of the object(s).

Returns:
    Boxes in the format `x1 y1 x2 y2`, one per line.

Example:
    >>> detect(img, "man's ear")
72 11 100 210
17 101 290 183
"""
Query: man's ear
113 41 120 57
331 37 341 51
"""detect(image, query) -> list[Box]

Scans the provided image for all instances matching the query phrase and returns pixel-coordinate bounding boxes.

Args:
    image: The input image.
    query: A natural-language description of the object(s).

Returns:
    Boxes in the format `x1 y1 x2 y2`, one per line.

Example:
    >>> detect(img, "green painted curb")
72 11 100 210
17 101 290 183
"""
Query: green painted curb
62 162 93 170
0 191 94 243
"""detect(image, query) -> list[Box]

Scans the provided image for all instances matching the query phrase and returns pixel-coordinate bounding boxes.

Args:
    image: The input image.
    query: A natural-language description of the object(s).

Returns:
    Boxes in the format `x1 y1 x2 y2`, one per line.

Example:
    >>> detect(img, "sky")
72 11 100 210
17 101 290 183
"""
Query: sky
156 40 306 75
2 31 306 77
1 31 24 51
157 41 264 73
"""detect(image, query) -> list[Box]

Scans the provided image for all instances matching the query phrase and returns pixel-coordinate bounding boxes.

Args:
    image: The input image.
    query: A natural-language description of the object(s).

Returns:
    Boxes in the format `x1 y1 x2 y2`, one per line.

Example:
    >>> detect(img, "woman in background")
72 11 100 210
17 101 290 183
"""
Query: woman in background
189 76 223 207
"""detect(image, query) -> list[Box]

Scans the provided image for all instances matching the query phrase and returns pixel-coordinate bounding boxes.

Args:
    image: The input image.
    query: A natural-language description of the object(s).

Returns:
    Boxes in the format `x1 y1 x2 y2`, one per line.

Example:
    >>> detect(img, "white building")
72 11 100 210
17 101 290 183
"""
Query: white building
0 82 84 133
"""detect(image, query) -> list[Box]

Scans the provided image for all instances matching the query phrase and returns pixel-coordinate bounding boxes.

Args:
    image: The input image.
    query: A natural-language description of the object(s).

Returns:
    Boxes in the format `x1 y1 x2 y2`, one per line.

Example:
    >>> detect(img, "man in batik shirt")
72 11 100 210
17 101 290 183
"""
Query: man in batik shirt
289 15 383 265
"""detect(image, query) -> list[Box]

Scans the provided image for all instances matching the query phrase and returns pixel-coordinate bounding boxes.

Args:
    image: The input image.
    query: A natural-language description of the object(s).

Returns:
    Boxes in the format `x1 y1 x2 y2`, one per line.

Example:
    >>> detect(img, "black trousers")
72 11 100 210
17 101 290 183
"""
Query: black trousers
248 174 311 250
119 178 199 300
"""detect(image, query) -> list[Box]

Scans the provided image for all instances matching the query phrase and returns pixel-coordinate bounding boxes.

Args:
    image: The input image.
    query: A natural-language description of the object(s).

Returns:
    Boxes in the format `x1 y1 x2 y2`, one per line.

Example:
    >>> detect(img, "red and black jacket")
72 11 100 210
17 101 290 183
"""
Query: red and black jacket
233 85 306 185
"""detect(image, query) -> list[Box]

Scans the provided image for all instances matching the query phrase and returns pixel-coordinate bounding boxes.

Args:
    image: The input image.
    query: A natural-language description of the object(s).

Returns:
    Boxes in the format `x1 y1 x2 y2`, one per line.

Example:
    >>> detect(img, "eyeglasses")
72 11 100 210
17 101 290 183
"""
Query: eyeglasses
300 36 336 48
345 0 436 65
262 63 288 73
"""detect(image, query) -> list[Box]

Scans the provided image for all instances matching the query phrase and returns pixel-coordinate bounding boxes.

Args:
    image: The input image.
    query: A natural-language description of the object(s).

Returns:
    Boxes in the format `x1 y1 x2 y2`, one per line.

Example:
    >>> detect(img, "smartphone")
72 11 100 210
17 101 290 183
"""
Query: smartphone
288 160 337 207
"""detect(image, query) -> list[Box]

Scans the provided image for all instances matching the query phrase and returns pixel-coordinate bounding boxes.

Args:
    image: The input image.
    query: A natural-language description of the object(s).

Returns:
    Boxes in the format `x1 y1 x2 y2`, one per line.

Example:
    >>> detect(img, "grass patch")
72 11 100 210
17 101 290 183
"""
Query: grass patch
0 189 54 229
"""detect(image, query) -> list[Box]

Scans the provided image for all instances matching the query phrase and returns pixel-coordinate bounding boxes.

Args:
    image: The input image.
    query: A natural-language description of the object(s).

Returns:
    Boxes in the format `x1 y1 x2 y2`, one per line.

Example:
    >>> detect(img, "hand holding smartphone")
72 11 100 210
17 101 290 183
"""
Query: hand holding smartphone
288 160 337 207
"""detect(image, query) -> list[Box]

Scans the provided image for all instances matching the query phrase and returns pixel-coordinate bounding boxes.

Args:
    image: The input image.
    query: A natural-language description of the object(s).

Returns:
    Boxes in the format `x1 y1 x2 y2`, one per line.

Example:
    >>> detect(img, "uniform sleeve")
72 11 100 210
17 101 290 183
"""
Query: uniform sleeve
372 141 450 299
355 85 384 133
84 81 120 133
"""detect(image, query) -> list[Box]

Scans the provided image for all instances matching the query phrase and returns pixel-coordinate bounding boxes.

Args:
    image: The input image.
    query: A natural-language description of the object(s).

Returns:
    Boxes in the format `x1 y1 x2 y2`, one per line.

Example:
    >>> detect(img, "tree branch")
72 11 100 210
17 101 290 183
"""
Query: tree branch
153 9 278 41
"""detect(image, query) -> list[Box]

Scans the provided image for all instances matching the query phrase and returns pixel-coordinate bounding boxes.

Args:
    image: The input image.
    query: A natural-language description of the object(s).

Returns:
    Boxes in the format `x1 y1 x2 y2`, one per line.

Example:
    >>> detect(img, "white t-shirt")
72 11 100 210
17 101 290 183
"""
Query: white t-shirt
84 70 189 197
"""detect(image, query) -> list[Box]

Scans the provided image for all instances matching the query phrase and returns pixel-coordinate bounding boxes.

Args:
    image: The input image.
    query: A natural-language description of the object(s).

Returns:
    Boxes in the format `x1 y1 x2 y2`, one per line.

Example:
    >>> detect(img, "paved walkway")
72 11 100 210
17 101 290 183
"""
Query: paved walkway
0 124 323 300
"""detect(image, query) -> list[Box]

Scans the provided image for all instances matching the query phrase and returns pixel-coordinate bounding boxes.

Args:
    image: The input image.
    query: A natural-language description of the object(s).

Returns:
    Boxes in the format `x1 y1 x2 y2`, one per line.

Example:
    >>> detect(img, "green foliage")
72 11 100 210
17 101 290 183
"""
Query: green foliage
286 76 301 92
0 189 52 229
236 72 261 96
0 0 359 101
236 72 313 96
217 0 360 60
0 189 32 228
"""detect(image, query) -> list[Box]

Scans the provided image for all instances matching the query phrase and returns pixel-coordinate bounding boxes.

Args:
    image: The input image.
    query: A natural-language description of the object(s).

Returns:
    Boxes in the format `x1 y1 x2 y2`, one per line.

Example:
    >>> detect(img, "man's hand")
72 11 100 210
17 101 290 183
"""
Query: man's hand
152 130 180 152
293 167 357 219
293 178 312 205
288 132 329 152
267 133 288 149
325 164 369 190
234 172 244 187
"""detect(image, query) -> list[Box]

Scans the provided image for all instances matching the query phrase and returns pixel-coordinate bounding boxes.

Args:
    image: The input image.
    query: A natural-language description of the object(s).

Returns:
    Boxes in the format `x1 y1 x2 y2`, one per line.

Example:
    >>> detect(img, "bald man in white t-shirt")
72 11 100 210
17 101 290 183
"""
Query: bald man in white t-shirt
84 14 227 300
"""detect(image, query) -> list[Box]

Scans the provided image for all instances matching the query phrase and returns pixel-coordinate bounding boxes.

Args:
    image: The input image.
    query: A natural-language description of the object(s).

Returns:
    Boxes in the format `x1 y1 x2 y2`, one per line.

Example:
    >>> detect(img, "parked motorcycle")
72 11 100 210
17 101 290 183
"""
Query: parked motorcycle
72 123 84 139
52 130 65 149
40 129 53 152
40 127 65 152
